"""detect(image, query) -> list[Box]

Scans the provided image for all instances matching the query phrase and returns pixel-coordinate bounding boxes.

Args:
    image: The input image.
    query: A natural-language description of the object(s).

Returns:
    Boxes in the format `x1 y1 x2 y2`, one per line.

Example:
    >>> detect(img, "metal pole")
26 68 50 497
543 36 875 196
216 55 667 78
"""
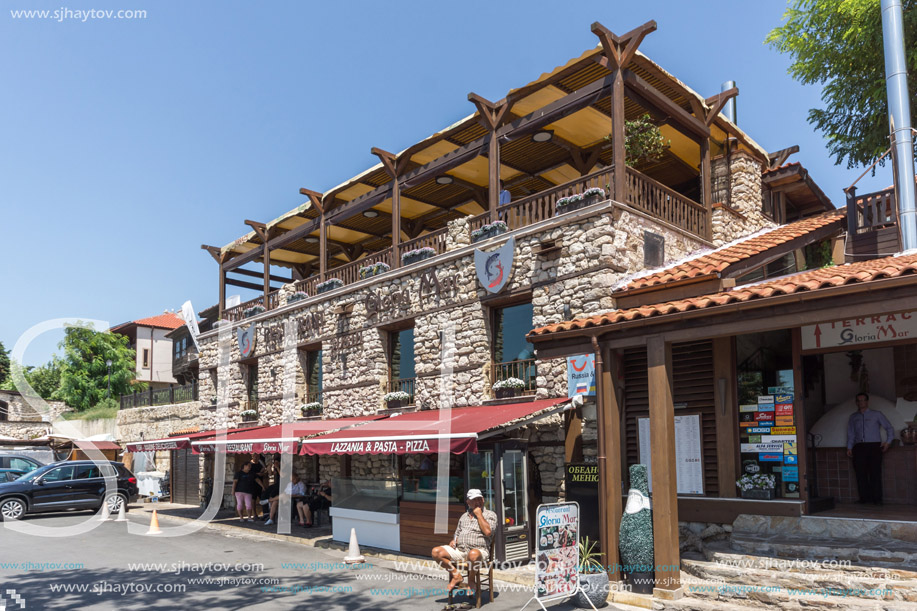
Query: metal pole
720 80 737 124
881 0 917 250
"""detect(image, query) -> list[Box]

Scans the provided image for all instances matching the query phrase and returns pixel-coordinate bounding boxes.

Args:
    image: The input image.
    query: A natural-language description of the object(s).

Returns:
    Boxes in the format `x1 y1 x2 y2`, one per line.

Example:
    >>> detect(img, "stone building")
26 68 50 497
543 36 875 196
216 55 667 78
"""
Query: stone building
124 20 834 562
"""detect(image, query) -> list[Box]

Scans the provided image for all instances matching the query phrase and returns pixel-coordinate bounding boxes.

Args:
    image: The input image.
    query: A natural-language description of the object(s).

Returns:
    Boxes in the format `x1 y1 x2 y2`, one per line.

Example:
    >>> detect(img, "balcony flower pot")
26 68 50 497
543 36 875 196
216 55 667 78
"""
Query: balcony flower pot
359 262 391 280
240 409 258 422
737 473 776 500
492 377 525 399
316 278 343 294
300 402 322 418
401 247 435 266
287 291 309 304
243 305 266 318
555 187 605 216
384 391 411 409
471 221 508 243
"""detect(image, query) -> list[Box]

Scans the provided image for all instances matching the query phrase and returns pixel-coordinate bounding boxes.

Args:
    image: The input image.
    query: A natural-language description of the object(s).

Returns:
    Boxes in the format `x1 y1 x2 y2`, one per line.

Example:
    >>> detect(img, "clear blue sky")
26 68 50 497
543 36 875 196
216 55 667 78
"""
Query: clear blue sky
0 0 896 367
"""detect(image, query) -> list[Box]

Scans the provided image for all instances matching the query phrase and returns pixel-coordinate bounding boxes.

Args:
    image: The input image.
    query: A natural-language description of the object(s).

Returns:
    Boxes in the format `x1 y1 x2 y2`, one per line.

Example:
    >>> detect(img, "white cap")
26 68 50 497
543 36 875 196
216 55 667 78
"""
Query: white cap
466 488 484 501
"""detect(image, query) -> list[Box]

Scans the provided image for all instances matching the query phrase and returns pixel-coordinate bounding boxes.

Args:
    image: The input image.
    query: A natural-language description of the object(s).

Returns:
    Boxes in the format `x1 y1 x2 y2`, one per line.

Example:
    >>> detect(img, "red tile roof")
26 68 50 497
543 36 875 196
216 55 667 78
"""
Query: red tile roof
530 253 917 337
131 313 185 330
622 209 846 291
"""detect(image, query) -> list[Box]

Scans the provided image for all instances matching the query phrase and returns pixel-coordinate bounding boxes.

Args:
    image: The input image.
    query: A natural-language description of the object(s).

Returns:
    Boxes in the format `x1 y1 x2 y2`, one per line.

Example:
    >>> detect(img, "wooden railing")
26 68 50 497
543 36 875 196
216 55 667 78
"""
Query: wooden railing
387 377 416 404
219 165 709 321
120 381 198 409
305 388 323 405
625 167 708 238
852 187 897 232
399 227 448 258
493 359 537 394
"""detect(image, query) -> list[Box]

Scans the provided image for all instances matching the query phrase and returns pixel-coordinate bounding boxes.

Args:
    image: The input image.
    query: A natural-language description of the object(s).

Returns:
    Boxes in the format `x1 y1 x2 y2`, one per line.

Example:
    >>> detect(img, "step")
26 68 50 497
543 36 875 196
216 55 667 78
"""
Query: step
729 534 917 571
733 514 917 545
654 592 917 611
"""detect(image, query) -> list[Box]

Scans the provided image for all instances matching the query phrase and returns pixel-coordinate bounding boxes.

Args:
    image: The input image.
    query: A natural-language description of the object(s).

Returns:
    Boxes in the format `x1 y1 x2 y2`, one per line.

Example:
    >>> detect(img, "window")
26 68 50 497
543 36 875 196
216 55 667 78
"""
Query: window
41 466 75 483
9 458 36 472
173 336 189 362
735 252 798 285
246 363 259 409
0 400 7 422
142 348 150 369
493 302 537 392
306 349 323 404
75 465 101 479
389 328 416 403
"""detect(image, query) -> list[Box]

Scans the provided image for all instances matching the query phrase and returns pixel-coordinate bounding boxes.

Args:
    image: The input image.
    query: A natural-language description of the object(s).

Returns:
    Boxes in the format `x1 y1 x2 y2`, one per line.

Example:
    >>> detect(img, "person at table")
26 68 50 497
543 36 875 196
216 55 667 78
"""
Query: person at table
265 471 306 526
431 489 497 592
302 480 332 528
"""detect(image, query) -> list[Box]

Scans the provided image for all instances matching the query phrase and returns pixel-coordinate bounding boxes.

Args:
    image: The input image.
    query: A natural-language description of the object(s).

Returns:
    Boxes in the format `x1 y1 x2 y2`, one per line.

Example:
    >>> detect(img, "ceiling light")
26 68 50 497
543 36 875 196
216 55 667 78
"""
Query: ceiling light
435 175 454 185
305 236 319 244
363 210 379 218
532 130 554 143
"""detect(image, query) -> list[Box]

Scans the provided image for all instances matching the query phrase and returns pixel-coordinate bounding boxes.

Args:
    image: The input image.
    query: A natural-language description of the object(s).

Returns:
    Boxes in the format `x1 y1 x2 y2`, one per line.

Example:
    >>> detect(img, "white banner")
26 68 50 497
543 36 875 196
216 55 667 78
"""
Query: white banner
801 310 917 350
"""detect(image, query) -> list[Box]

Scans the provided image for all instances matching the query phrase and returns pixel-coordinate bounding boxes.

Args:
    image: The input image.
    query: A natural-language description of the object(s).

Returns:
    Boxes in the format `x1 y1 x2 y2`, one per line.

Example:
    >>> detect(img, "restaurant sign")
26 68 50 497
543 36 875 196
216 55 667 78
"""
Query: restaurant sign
299 436 477 456
801 310 916 350
126 439 190 452
194 440 296 454
534 502 580 601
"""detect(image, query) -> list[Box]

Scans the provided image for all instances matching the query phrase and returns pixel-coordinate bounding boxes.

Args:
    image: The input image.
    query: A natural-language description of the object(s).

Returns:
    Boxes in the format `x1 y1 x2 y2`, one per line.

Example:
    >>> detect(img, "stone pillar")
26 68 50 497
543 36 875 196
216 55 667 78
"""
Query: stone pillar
445 217 471 251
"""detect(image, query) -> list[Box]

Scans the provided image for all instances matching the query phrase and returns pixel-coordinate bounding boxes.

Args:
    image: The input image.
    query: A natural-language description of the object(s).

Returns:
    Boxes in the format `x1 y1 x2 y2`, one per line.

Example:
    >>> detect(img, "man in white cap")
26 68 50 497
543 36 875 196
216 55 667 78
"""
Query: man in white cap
432 489 498 593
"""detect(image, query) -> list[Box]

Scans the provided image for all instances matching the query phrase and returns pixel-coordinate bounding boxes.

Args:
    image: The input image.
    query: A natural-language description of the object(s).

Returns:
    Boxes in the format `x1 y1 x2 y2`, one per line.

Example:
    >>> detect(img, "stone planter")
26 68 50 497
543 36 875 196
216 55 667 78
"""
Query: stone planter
623 571 654 595
495 388 520 399
386 399 406 409
471 226 508 243
573 571 609 608
401 252 433 266
741 488 775 500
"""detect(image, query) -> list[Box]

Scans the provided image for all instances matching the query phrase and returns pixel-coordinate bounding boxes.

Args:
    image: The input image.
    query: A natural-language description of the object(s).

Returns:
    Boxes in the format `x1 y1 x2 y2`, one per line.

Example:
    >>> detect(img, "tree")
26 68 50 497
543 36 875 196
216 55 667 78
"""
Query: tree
767 0 917 168
26 357 63 400
0 340 9 386
57 322 138 410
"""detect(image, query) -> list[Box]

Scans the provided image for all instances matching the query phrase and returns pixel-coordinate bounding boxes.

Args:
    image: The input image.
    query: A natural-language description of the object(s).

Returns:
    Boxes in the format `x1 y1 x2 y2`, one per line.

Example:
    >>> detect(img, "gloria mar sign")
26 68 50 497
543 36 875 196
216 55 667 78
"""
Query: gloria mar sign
801 309 916 350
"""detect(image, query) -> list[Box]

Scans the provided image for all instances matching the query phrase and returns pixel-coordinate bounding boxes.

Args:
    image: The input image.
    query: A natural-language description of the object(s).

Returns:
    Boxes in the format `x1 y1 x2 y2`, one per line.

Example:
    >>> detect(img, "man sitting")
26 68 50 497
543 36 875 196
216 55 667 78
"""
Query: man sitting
432 489 497 592
301 480 332 527
265 471 306 526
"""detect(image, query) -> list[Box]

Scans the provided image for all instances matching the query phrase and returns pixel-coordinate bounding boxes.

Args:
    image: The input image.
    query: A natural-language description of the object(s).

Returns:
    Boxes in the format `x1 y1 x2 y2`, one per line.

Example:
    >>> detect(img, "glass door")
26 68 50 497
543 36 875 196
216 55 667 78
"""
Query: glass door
467 451 495 511
500 448 530 562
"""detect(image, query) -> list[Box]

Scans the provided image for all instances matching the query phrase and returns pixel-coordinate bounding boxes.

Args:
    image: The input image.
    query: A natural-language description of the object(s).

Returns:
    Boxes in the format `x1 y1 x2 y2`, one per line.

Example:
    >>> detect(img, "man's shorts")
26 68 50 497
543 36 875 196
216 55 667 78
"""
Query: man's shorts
442 545 490 565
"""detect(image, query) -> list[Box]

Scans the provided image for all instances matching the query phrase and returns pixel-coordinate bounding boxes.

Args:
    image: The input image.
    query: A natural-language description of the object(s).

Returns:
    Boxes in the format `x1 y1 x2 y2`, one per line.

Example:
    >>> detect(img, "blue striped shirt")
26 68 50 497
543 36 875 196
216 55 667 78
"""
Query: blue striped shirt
847 408 895 449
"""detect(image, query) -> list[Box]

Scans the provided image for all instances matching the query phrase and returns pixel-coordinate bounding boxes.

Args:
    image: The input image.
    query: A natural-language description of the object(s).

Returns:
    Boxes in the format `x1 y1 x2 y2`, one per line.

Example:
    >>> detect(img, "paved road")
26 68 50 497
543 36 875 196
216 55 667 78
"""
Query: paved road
0 509 599 610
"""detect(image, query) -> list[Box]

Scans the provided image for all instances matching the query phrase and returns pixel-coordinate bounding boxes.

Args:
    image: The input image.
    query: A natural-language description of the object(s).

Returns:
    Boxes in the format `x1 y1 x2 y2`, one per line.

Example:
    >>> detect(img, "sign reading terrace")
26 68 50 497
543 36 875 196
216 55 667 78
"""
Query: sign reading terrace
801 310 916 350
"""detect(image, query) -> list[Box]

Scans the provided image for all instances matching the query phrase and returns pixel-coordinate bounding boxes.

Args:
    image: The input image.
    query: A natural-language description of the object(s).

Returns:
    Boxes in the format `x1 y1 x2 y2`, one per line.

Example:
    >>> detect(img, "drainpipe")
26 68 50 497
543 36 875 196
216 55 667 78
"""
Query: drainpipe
720 80 737 124
591 335 611 574
882 0 917 250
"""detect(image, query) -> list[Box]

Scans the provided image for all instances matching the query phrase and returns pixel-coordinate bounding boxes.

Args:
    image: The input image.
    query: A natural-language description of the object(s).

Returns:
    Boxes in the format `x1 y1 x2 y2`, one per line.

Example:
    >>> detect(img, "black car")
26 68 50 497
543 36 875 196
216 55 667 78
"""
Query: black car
0 460 139 521
0 454 44 472
0 469 27 483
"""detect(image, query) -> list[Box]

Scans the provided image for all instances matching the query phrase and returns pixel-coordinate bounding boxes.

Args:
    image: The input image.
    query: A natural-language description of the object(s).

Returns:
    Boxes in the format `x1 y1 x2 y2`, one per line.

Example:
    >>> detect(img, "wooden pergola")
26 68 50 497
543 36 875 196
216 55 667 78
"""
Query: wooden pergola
203 20 769 320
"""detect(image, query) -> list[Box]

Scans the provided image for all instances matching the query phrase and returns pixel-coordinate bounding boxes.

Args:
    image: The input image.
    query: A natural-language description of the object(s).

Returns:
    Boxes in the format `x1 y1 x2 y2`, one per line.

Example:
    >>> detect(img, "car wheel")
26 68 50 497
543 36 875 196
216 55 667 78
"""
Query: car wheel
0 498 26 521
105 493 127 515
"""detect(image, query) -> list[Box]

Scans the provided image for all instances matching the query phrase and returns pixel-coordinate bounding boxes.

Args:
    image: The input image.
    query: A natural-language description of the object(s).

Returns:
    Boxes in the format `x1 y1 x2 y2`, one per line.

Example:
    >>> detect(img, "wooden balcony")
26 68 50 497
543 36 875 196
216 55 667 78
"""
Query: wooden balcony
846 185 901 260
493 359 537 395
223 165 706 322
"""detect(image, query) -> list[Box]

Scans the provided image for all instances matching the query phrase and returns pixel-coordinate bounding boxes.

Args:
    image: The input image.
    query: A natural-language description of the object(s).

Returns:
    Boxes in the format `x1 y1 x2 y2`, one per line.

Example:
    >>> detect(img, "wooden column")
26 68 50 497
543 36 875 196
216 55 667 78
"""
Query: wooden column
791 327 809 512
646 335 682 598
299 188 325 281
468 94 510 223
700 138 713 241
594 340 623 583
202 245 227 320
712 337 738 497
612 70 626 203
245 221 271 309
219 262 226 320
372 148 408 269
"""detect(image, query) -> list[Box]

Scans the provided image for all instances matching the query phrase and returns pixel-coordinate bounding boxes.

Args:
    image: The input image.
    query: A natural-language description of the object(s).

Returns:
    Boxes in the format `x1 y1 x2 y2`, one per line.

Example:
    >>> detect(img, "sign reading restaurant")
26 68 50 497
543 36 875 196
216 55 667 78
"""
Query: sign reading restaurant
801 309 916 351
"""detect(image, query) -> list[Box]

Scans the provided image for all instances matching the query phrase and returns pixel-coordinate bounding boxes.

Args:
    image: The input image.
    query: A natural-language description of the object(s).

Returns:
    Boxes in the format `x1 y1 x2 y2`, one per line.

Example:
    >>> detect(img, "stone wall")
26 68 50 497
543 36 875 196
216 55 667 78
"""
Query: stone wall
0 391 70 422
0 421 51 439
711 150 775 246
117 402 201 473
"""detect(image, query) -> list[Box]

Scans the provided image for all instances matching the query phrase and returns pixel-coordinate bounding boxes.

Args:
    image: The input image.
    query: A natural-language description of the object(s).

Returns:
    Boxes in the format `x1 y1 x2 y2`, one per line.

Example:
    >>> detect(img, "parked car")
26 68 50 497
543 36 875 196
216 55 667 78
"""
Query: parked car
0 454 44 473
0 460 139 521
0 469 27 483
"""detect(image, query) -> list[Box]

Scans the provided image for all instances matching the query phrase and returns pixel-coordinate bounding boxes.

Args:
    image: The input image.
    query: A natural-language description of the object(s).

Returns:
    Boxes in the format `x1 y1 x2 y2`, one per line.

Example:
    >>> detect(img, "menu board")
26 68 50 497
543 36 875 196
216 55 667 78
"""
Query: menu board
534 502 580 601
637 414 704 495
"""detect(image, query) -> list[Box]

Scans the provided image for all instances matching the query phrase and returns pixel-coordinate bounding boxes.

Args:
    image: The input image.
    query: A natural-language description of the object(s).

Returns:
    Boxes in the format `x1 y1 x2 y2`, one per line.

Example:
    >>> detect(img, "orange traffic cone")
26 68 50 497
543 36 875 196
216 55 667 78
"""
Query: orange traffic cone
146 509 162 535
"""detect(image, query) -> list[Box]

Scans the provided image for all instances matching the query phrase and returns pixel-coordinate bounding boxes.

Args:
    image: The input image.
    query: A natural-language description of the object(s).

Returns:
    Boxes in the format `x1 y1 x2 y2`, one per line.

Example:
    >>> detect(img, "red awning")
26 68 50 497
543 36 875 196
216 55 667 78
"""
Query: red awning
125 426 268 453
191 417 386 454
298 398 569 456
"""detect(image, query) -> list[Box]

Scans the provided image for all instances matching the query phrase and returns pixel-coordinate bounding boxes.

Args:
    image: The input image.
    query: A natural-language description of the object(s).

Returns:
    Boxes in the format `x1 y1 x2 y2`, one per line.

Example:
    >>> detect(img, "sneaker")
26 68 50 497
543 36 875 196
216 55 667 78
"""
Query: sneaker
260 499 270 506
264 519 274 525
246 518 255 523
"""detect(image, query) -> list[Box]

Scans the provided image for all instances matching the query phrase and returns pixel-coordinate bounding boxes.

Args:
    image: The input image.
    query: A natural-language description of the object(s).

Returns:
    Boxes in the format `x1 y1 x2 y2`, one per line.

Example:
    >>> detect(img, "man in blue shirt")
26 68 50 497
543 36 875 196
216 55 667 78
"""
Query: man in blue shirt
846 393 895 505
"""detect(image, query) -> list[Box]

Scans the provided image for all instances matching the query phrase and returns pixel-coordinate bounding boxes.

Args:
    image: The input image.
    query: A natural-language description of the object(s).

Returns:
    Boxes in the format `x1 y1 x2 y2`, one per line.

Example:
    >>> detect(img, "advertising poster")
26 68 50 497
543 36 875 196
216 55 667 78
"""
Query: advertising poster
638 415 704 494
566 355 596 397
535 502 580 600
564 465 599 545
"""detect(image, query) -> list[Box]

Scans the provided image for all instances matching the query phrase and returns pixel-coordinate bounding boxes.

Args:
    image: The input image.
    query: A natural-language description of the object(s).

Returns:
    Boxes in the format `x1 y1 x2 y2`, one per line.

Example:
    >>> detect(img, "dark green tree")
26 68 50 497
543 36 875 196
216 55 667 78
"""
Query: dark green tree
57 322 138 410
767 0 917 169
0 340 10 386
26 357 63 400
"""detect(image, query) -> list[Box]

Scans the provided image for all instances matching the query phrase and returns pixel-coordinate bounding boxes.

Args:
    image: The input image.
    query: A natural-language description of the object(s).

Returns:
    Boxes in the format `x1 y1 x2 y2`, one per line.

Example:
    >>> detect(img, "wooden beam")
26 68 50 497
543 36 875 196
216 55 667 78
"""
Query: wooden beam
590 20 657 71
623 70 709 140
372 147 403 268
299 188 324 214
712 337 737 497
646 335 681 596
701 137 712 240
612 70 626 202
767 145 800 170
598 344 623 582
201 245 222 263
703 87 739 127
319 213 327 281
225 277 283 292
244 220 268 242
227 267 294 284
290 262 312 281
469 93 510 222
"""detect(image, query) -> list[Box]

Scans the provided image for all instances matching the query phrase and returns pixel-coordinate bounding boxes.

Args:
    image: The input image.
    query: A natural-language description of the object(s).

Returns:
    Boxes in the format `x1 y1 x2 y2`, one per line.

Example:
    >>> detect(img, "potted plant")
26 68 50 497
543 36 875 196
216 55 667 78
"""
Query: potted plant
620 464 655 595
471 221 508 243
572 536 609 609
359 261 391 280
243 305 266 318
287 291 309 304
737 473 776 499
240 409 258 422
492 377 525 399
316 278 343 294
300 402 322 417
623 113 670 167
556 188 606 215
383 390 411 409
401 246 435 266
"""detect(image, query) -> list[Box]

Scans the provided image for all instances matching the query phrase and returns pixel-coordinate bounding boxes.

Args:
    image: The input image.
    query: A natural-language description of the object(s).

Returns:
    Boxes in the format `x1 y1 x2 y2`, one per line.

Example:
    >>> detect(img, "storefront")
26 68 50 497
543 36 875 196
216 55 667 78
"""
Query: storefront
298 398 571 562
